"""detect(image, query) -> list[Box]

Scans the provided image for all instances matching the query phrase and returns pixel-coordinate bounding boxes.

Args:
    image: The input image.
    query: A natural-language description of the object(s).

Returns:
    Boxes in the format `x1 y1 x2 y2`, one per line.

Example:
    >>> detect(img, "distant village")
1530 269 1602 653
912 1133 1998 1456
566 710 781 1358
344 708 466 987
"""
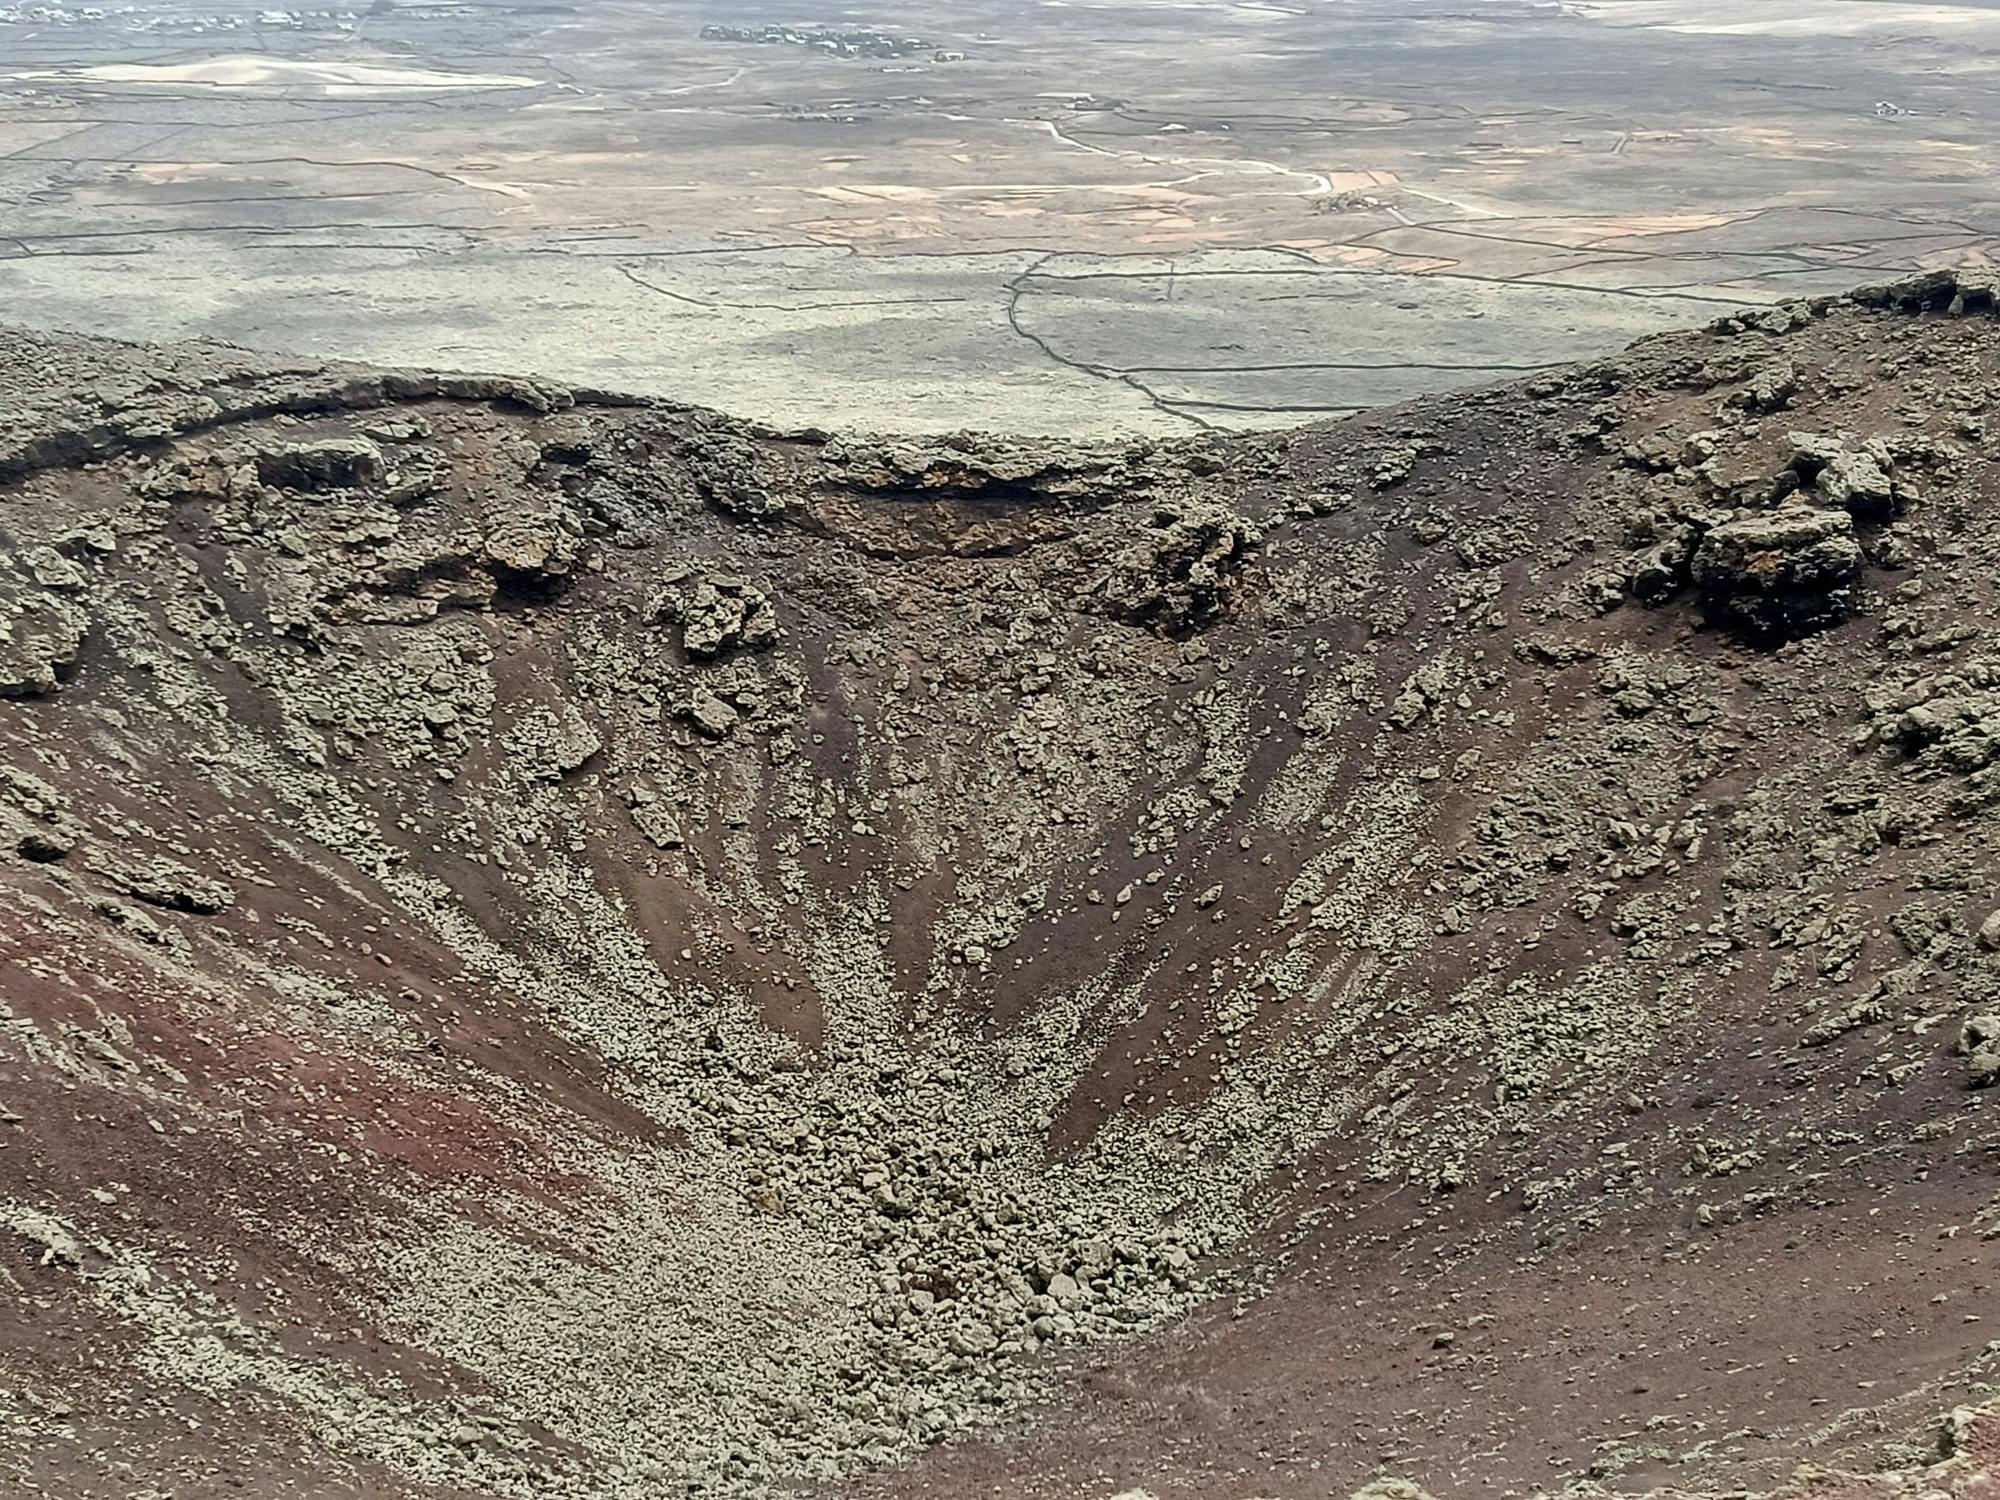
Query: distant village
0 4 361 32
699 23 963 62
0 2 512 30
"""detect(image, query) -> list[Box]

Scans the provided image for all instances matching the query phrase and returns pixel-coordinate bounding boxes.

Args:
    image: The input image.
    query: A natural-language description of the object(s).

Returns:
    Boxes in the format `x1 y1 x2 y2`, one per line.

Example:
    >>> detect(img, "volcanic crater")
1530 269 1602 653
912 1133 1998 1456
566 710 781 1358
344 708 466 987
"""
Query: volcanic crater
1 275 1998 1499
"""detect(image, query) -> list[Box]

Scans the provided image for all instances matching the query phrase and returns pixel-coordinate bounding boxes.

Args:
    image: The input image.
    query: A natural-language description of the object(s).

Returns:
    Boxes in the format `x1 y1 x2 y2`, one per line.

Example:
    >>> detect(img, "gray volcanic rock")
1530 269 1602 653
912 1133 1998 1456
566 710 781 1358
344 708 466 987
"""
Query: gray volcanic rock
1690 502 1863 638
0 551 87 697
654 569 782 659
481 501 583 580
255 436 387 492
1094 499 1260 635
1820 445 1898 518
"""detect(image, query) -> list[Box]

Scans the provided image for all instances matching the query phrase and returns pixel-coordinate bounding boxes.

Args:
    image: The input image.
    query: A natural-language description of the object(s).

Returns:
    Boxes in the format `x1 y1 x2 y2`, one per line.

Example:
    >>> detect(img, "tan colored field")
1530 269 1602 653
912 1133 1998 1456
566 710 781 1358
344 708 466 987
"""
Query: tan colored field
9 55 540 91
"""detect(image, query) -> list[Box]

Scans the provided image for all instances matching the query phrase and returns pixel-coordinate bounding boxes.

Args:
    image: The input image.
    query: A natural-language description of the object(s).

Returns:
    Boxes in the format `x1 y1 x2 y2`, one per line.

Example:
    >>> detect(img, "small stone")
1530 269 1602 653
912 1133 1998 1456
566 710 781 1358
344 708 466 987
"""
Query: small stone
1818 446 1896 519
687 694 740 740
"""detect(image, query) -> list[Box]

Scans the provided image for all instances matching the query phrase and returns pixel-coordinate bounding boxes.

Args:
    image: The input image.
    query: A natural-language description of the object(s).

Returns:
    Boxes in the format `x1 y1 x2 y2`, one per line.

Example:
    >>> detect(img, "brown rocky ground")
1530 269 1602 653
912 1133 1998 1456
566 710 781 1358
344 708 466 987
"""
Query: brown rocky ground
0 273 1997 1500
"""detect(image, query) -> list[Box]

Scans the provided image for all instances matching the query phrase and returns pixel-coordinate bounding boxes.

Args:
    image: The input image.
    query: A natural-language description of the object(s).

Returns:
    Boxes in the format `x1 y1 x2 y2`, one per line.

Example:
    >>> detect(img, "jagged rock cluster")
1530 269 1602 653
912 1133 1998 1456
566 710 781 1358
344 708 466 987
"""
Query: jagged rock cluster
1094 501 1261 635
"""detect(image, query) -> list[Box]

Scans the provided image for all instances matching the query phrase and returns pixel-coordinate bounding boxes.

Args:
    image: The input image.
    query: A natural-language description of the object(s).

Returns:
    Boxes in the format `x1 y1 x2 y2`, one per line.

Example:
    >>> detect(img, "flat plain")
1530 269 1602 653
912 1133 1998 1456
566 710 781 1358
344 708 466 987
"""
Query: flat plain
6 0 2000 433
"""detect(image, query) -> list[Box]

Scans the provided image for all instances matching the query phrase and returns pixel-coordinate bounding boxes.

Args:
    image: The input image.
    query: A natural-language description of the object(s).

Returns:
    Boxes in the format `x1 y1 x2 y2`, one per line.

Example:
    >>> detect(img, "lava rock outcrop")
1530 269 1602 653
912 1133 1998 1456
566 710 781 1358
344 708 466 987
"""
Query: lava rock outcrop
1690 502 1863 639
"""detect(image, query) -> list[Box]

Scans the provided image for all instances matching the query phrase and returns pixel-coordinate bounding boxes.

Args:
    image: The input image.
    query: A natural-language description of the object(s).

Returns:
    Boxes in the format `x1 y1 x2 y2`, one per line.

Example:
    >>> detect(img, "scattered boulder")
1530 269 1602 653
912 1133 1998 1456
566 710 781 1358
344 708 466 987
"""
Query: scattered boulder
0 565 87 697
1799 989 1889 1048
16 825 75 862
1368 444 1421 489
1948 271 1999 315
107 858 235 916
1349 1480 1442 1500
1095 501 1260 636
1736 360 1797 413
624 785 687 850
1 766 79 861
255 437 385 492
686 692 741 740
502 702 603 781
481 503 582 582
684 430 787 518
655 570 782 659
1940 1403 1984 1457
10 1208 85 1268
1849 268 1963 312
1784 432 1845 482
1818 447 1896 519
1872 673 2000 771
21 546 84 591
1689 503 1862 640
1957 1012 2000 1089
361 417 431 444
1787 433 1897 519
1628 521 1706 605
